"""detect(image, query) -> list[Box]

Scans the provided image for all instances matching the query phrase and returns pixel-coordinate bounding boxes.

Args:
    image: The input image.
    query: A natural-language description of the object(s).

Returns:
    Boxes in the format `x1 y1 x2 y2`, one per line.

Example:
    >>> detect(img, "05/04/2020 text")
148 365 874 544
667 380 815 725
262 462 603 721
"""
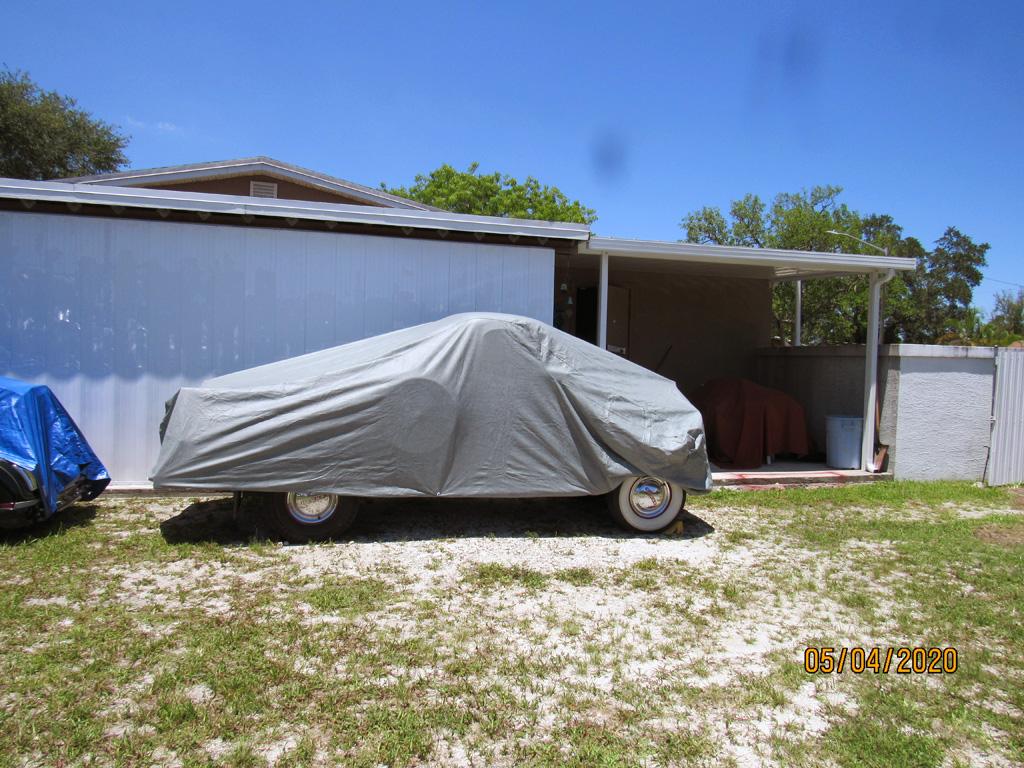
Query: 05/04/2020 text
803 646 957 674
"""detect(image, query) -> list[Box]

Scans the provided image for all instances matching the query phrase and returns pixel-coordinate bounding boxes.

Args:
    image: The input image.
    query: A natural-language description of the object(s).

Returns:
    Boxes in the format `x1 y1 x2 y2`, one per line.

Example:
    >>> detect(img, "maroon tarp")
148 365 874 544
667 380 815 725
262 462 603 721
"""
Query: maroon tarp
689 378 812 470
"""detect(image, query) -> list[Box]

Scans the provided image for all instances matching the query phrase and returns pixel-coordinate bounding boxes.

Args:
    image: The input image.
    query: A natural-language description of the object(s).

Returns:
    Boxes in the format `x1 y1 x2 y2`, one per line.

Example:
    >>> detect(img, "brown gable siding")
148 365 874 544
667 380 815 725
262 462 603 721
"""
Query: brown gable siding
138 174 385 206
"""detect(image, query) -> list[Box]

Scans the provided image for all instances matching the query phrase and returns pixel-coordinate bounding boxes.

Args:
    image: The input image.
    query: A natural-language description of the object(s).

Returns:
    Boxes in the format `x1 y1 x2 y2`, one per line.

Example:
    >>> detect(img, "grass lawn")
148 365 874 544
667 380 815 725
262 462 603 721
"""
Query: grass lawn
0 482 1021 767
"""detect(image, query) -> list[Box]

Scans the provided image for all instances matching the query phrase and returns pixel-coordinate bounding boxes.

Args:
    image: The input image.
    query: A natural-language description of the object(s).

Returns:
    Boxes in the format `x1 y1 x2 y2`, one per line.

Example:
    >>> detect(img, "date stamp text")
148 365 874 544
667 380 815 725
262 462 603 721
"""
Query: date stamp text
803 646 958 674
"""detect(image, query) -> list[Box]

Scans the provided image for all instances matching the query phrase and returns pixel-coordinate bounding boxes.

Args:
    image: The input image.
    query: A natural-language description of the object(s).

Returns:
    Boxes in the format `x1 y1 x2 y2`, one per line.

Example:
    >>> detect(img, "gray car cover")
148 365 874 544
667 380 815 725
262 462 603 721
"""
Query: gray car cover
151 313 712 496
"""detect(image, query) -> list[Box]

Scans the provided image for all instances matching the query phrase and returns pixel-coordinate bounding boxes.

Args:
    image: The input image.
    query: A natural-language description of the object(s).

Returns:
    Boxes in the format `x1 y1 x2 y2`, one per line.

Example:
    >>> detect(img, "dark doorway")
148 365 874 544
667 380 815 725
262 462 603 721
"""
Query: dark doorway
576 287 597 343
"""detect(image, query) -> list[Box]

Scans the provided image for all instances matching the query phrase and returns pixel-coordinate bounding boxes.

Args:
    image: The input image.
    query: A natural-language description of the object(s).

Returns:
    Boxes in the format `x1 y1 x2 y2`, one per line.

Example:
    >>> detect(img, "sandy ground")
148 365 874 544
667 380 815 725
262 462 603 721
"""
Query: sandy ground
6 491 1021 767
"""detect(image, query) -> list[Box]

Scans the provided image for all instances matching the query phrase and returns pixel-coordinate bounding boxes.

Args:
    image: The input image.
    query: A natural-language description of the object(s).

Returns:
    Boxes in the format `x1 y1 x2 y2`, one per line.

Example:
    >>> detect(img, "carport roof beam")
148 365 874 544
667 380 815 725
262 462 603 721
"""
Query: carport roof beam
581 236 914 278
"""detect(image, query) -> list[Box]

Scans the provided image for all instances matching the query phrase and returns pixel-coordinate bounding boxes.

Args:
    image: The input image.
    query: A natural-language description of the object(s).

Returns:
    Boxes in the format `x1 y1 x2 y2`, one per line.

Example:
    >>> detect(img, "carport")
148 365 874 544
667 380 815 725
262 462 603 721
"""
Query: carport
557 236 915 474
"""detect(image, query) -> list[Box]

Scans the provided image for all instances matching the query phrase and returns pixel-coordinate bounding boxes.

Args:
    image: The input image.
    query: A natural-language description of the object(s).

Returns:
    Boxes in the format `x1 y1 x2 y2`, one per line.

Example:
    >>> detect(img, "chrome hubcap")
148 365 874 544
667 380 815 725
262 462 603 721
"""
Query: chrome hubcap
628 476 671 519
285 492 339 524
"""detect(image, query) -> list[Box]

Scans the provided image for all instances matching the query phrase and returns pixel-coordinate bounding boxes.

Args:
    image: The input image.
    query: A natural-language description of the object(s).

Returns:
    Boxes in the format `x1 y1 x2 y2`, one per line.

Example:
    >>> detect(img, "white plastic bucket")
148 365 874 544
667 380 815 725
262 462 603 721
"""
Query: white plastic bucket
825 416 863 469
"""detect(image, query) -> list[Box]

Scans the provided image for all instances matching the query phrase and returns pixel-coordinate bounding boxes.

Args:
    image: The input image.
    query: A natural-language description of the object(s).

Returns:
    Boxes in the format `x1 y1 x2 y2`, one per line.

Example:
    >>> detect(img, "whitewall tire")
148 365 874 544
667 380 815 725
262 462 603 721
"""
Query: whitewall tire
607 476 686 533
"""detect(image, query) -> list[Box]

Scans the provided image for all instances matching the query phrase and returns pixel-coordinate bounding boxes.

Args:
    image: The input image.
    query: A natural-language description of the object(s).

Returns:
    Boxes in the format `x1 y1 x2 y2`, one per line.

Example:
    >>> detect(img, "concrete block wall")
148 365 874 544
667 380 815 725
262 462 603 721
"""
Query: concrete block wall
754 345 869 454
755 345 996 481
885 345 996 481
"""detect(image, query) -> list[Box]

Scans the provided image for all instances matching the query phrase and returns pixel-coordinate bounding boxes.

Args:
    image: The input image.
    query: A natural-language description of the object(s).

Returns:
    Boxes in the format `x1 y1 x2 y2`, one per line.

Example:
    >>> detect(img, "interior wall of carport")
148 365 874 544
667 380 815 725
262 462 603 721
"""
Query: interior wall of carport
554 262 773 395
753 345 898 457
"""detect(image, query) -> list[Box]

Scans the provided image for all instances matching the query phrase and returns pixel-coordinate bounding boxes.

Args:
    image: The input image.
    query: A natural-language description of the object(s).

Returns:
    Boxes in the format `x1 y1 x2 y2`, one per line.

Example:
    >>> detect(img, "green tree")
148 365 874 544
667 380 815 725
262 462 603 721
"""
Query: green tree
989 288 1024 337
682 186 868 343
0 69 128 180
937 304 1022 346
860 214 929 343
681 188 989 345
906 227 989 343
384 162 596 224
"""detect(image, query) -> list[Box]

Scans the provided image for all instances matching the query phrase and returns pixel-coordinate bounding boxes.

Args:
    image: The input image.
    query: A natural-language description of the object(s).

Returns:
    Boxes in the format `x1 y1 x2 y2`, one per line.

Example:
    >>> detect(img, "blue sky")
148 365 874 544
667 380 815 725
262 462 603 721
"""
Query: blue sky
3 0 1022 311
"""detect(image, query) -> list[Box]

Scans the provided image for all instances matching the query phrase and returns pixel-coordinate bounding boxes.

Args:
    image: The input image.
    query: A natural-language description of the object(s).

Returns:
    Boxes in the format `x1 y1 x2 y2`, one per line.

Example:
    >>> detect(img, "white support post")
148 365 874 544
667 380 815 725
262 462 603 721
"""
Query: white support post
794 279 802 347
861 272 882 471
597 251 609 350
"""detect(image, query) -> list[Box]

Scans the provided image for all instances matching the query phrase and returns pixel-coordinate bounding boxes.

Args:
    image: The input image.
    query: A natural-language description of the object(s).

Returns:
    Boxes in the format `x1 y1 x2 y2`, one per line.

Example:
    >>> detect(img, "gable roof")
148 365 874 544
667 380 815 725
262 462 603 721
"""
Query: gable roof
59 156 437 211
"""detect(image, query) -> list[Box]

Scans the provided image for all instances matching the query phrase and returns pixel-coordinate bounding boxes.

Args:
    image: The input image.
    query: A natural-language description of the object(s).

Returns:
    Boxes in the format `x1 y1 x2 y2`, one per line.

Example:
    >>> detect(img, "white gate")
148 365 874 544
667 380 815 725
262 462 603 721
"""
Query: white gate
987 348 1024 485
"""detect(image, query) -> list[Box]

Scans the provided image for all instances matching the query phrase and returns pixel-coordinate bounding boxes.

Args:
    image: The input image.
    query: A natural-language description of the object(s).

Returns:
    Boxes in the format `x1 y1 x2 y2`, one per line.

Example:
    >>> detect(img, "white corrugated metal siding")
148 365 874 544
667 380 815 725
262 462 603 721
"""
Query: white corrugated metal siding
987 348 1024 486
0 211 554 484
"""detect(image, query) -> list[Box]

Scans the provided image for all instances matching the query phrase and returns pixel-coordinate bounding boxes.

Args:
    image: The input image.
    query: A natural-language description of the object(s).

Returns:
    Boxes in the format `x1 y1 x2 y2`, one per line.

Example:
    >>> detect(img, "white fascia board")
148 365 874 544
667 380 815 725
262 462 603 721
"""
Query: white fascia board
78 159 427 210
0 178 591 241
582 236 915 275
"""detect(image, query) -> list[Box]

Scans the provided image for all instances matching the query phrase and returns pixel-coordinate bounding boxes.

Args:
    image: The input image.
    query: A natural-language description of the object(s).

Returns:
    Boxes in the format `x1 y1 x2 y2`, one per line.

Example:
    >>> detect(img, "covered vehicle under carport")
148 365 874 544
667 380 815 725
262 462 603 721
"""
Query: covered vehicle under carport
554 237 914 473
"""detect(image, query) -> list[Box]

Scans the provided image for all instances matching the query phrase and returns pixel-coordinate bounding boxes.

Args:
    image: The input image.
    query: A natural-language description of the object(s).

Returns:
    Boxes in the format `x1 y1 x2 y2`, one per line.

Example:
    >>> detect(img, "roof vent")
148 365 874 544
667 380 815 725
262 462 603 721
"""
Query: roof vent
250 181 278 199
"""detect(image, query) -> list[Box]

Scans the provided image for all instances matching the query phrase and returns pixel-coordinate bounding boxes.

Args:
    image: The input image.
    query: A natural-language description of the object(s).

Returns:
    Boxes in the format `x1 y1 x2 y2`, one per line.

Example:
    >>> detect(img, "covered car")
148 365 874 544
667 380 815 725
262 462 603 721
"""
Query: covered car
152 313 711 540
0 376 110 528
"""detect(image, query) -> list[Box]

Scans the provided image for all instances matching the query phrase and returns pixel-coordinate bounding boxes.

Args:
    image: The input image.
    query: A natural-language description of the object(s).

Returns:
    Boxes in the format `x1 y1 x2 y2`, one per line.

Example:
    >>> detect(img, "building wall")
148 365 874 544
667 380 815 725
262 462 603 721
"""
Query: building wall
0 211 554 484
877 359 901 465
554 265 772 394
139 174 380 206
623 273 772 395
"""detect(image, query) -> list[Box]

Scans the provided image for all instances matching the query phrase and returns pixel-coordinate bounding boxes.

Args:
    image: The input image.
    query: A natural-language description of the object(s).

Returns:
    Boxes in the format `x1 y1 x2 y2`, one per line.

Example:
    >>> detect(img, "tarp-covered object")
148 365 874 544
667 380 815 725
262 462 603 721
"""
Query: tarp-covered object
691 377 812 470
152 313 712 496
0 376 111 515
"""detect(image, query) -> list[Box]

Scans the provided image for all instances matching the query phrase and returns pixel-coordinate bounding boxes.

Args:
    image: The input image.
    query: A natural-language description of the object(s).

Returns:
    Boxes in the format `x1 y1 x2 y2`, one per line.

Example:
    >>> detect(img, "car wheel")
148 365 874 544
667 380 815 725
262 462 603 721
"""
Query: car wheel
254 491 358 543
607 475 686 533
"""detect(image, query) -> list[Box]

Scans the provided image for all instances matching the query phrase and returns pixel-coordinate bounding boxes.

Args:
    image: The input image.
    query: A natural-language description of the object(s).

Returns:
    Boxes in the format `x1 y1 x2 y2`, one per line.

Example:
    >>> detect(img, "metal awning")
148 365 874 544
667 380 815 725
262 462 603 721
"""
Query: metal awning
581 235 914 280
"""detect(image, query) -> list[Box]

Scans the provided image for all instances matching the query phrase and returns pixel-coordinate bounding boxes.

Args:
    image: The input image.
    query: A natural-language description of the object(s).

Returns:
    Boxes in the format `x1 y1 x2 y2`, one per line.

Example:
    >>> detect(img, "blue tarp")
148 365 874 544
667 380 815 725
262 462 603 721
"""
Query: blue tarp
0 376 110 516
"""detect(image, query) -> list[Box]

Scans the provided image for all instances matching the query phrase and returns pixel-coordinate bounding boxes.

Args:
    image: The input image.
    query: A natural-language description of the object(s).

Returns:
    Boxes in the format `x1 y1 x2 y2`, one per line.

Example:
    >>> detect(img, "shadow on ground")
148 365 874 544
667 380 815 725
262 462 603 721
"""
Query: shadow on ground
159 497 251 545
159 495 716 546
0 503 99 545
